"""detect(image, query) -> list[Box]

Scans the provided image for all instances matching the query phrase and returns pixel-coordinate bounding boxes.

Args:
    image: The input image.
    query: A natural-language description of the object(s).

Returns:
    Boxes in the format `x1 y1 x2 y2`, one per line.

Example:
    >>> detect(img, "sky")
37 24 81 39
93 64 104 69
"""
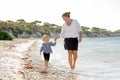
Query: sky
0 0 120 31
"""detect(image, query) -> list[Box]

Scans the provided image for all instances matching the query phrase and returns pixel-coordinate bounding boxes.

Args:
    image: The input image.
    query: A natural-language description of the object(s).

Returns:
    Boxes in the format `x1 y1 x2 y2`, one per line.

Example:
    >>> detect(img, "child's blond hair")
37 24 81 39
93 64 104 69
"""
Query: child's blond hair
42 35 49 41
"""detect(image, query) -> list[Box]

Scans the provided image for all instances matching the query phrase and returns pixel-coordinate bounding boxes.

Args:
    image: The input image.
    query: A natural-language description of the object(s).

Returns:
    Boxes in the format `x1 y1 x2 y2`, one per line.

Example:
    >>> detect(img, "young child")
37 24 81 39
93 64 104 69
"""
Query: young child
40 35 57 68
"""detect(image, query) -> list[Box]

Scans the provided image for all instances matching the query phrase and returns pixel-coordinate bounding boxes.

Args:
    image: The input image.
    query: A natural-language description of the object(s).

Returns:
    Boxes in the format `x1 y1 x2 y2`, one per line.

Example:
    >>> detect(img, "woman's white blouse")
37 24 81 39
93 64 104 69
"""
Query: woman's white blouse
59 19 82 38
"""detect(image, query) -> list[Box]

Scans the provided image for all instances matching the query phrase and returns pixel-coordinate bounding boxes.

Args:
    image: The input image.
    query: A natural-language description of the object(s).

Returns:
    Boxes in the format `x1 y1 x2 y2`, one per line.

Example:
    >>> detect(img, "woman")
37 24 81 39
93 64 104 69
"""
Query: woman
56 12 82 70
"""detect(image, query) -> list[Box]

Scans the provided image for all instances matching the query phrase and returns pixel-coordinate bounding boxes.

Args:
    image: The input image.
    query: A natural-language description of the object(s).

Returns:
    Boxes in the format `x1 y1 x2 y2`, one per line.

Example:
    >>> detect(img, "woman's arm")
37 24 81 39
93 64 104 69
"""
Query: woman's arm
56 26 64 39
75 20 82 42
78 31 82 42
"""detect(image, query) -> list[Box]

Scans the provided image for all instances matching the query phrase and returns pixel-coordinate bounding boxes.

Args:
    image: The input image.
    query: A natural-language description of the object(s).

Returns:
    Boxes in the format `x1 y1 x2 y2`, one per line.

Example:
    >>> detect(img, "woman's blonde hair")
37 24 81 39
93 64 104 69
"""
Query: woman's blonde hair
42 35 49 41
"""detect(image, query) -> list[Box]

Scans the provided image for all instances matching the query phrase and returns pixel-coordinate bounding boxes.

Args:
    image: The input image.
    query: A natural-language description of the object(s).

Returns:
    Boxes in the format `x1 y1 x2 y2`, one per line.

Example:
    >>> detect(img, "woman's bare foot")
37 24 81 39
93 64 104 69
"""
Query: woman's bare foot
72 63 75 70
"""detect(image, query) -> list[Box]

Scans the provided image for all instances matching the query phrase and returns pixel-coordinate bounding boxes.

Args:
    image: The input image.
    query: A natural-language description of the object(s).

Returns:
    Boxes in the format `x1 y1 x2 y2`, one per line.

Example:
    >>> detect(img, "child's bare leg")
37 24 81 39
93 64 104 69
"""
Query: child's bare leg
45 61 48 68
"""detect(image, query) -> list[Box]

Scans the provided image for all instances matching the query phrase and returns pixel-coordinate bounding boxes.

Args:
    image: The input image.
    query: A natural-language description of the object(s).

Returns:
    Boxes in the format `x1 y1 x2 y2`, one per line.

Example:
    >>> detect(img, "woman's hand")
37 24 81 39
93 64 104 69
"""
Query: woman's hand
54 37 57 42
78 38 82 42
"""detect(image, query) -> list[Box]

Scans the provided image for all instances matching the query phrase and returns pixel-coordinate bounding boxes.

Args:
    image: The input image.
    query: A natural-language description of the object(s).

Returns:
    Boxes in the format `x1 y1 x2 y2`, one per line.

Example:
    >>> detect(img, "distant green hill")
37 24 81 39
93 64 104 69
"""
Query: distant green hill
0 19 120 38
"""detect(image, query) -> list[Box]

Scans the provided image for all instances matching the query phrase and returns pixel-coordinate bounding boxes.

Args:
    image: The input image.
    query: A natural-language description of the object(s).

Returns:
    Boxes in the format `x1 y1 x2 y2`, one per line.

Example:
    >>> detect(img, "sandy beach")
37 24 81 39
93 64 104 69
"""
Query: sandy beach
0 39 69 80
1 38 120 80
0 39 36 80
0 38 95 80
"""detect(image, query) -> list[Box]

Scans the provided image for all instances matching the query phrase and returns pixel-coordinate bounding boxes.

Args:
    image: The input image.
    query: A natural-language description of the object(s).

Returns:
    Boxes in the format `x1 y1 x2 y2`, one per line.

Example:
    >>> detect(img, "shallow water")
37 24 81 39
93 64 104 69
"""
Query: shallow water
47 37 120 80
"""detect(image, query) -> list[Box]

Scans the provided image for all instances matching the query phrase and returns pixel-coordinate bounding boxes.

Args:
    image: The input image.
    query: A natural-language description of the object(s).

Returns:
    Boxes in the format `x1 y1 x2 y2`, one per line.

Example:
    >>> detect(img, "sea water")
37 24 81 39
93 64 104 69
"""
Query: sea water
50 37 120 80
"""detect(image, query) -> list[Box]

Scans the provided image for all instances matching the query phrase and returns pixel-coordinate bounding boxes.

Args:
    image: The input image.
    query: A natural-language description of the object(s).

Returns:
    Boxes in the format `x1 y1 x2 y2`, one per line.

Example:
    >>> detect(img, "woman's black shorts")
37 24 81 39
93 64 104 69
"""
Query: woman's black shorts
43 53 50 61
64 38 78 50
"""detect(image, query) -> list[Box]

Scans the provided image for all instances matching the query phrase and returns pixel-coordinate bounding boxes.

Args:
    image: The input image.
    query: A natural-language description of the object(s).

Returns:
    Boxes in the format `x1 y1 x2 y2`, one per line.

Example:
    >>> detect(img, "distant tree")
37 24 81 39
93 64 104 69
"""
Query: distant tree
81 26 90 32
0 21 8 31
100 28 106 32
91 27 100 33
16 19 26 23
40 22 51 35
114 29 120 33
34 20 42 24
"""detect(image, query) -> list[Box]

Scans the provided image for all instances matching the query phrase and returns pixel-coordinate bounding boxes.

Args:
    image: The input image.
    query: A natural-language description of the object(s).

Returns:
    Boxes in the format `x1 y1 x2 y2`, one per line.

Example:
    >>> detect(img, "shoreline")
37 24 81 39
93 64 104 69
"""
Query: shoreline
1 38 114 80
17 39 96 80
0 39 94 80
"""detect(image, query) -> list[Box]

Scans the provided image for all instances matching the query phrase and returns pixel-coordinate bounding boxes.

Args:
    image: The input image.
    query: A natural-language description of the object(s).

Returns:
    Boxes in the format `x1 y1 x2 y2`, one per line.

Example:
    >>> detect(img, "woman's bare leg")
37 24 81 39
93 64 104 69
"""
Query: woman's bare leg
72 50 78 69
68 50 73 69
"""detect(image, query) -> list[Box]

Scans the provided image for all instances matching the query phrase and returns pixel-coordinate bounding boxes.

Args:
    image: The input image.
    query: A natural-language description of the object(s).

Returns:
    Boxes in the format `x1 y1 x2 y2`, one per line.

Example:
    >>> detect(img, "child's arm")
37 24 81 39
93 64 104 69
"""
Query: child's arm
40 45 43 55
50 40 56 46
50 42 56 46
49 37 57 46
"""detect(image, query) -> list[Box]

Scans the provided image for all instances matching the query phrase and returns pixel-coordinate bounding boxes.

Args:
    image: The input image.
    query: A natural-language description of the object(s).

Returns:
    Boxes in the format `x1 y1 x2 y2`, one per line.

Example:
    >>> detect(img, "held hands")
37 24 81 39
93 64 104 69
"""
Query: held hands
54 37 57 42
54 36 59 42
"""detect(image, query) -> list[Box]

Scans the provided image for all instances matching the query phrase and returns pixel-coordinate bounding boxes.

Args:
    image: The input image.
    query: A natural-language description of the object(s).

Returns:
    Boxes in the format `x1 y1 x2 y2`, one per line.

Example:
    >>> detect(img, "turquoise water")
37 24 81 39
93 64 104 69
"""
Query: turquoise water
77 37 120 80
80 37 120 54
41 37 120 80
